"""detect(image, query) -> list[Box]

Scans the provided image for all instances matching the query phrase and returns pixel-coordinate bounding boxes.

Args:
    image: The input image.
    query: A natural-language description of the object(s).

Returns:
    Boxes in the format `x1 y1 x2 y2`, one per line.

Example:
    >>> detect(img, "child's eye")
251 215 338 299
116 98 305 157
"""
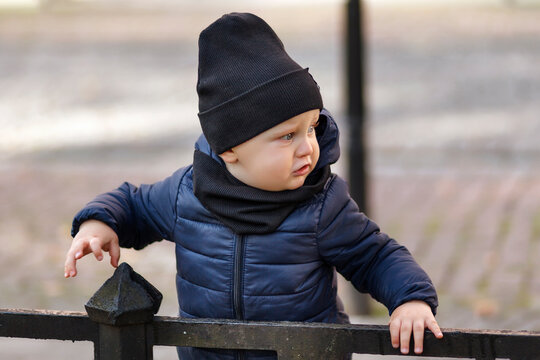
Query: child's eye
280 133 294 141
308 121 319 134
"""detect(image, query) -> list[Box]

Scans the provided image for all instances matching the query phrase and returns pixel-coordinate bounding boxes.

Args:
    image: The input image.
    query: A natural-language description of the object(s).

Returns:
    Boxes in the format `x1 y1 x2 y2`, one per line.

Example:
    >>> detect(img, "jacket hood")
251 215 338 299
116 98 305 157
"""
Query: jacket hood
194 108 340 171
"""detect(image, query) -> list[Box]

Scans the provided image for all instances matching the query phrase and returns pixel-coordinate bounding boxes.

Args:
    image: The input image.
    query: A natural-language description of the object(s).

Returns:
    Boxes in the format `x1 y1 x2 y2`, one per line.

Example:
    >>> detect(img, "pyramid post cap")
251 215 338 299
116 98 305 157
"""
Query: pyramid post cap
85 263 163 326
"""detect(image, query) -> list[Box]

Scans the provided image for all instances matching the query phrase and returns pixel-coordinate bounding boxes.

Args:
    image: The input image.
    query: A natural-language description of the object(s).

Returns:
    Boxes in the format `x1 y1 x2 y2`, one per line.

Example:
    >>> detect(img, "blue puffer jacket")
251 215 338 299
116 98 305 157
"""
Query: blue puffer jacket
72 110 438 360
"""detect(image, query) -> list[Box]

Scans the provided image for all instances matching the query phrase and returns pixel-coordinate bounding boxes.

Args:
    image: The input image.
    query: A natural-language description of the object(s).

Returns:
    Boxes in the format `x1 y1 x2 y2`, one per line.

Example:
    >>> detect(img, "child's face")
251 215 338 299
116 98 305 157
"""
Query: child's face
220 109 321 191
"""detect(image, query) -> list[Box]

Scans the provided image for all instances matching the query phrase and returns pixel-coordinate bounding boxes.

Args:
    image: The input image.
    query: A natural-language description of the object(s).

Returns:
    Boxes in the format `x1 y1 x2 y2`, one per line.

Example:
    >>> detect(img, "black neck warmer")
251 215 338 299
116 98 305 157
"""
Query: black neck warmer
192 150 331 234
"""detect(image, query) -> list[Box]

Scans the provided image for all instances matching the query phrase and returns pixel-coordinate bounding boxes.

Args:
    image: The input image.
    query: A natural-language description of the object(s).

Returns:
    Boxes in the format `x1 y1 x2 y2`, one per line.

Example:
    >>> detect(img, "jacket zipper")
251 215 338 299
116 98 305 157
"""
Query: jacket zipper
233 235 245 360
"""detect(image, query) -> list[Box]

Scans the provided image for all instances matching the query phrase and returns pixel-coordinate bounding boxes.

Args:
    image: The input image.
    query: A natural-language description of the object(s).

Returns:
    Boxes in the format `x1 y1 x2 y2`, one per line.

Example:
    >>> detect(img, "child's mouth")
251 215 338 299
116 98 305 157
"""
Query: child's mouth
293 164 311 176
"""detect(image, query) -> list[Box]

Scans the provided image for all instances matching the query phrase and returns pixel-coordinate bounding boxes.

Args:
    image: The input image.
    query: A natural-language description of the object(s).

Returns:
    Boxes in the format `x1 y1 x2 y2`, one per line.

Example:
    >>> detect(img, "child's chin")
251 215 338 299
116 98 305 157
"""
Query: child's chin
268 176 307 191
286 178 306 190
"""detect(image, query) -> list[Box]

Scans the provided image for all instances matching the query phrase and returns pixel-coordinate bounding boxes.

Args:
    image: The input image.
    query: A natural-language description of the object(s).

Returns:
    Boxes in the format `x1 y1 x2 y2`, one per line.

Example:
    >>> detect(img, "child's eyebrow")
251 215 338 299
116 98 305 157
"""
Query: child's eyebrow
272 123 297 133
271 116 320 135
274 126 296 136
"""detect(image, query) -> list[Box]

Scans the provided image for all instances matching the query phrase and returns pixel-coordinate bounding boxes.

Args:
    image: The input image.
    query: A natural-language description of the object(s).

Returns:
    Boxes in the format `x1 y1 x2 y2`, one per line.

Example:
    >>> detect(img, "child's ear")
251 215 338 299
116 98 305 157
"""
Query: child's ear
219 149 238 164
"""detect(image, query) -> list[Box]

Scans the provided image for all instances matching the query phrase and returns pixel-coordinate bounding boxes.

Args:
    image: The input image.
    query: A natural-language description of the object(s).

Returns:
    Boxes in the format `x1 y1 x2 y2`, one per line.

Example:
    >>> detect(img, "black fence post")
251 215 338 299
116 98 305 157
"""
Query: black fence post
346 0 368 213
345 0 371 315
85 263 163 360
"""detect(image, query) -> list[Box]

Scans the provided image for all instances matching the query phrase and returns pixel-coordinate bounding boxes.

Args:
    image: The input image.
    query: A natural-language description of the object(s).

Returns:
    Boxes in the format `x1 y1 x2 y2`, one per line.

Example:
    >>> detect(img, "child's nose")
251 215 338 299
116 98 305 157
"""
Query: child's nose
296 137 314 157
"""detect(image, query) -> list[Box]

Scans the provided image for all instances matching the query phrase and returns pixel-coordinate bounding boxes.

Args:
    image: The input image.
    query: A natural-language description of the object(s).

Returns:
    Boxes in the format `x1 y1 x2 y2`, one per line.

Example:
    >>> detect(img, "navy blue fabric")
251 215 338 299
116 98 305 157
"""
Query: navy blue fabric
72 109 438 360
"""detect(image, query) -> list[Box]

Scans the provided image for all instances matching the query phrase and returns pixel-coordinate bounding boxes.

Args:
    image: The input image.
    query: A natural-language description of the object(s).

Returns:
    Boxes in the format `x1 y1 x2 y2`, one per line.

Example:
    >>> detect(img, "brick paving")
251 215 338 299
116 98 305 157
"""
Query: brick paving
370 174 540 332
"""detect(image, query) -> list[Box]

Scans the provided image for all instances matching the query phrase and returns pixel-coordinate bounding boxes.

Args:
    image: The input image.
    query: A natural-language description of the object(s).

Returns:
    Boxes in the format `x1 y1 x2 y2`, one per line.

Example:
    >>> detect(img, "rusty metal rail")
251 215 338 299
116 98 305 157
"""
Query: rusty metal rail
1 263 540 359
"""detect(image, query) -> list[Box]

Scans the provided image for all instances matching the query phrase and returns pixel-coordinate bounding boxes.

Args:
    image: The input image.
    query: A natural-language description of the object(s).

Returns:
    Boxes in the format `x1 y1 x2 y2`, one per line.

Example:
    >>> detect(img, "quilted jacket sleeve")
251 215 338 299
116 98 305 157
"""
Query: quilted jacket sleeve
71 167 189 250
317 175 438 315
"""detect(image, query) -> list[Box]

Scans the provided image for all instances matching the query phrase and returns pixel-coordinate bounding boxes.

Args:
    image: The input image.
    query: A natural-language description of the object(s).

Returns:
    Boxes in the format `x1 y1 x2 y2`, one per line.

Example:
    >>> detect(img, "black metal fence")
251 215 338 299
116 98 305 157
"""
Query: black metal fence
1 263 540 359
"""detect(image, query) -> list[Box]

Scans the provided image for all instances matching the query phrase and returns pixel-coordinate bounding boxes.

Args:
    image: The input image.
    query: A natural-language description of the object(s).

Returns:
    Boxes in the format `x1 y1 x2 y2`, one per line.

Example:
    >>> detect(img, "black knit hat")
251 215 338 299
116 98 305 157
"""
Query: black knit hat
197 13 323 154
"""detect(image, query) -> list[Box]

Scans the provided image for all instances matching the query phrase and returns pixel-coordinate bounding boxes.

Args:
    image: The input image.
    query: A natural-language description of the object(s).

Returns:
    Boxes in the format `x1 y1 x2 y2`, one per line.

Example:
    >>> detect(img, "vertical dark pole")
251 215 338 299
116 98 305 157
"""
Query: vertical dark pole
96 323 153 360
346 0 370 315
346 0 367 213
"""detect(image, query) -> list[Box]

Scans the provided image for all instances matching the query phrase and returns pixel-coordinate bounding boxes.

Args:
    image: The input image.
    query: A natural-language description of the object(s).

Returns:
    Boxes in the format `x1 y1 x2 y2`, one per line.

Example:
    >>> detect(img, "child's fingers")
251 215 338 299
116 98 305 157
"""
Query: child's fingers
68 237 91 260
399 319 413 354
412 320 425 354
109 241 121 268
64 242 79 278
89 237 104 261
388 319 401 349
64 247 81 278
427 318 444 339
64 255 76 278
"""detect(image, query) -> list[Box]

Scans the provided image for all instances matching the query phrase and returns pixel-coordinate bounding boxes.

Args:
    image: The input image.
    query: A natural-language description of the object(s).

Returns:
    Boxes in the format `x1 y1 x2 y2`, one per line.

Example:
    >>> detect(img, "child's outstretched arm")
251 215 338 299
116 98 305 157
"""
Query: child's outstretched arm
389 300 443 354
64 167 189 278
315 176 442 353
64 219 120 278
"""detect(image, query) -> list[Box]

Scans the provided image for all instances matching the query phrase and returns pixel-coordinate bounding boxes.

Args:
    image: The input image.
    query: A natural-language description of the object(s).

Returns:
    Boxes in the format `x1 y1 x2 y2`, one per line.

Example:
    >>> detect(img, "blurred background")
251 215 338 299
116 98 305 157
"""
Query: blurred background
1 0 539 358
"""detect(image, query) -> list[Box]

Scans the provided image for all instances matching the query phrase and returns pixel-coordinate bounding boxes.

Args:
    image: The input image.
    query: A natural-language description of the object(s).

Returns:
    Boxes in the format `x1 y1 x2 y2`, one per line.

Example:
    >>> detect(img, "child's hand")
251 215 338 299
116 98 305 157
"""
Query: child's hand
389 300 443 355
64 219 120 278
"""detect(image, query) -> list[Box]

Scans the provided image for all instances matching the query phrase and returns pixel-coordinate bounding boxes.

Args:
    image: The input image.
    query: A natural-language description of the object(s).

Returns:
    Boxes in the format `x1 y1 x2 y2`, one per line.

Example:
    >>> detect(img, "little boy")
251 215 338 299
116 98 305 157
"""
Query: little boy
64 13 442 359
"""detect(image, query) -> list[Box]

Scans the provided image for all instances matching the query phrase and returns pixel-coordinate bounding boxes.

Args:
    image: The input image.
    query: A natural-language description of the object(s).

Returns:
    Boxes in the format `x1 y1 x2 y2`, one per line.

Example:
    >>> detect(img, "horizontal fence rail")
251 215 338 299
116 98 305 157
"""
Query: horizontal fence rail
2 263 539 359
153 316 540 359
0 309 97 343
2 309 540 359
